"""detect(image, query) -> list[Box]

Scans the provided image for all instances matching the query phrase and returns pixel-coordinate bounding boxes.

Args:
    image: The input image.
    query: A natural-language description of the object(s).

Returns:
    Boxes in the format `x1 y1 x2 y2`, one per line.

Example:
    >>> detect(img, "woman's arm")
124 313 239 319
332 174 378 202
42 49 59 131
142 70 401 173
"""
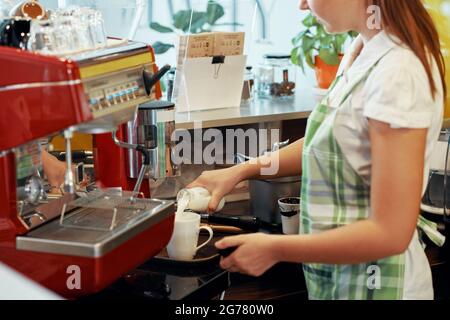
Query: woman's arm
217 120 426 275
235 138 304 180
41 150 67 192
188 138 304 211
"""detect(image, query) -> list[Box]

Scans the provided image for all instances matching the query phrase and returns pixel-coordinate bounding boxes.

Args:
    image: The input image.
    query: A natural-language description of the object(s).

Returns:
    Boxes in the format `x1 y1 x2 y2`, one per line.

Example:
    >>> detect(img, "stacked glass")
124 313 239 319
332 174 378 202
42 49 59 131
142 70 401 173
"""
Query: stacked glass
27 6 107 55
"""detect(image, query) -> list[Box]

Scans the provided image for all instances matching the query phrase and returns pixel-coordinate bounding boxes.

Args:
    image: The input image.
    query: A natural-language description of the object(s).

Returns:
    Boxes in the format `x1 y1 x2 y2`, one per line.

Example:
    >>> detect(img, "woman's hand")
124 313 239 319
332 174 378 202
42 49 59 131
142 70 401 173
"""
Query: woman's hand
187 167 243 213
41 150 67 193
215 233 280 277
41 150 90 194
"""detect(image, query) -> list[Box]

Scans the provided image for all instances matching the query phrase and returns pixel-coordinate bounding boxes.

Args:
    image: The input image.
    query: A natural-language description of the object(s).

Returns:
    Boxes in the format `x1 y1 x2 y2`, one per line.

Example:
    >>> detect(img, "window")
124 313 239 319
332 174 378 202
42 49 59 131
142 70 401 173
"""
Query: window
41 0 307 72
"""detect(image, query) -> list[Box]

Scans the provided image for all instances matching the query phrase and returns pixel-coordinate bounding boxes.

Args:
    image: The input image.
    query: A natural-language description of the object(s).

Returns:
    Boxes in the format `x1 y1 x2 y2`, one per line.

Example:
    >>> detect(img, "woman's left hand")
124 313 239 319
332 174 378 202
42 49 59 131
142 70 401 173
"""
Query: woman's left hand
41 150 90 194
215 233 280 277
42 151 67 193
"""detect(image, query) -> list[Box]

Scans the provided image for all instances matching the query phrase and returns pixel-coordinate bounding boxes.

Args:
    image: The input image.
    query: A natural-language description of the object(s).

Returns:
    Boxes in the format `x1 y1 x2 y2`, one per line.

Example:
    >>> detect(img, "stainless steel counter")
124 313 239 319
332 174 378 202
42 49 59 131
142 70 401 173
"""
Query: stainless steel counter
175 88 319 130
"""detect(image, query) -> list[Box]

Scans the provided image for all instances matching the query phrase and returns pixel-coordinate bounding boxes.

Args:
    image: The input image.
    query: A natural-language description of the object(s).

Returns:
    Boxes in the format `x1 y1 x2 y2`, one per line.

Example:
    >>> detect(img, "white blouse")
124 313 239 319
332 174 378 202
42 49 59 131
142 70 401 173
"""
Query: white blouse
327 31 444 300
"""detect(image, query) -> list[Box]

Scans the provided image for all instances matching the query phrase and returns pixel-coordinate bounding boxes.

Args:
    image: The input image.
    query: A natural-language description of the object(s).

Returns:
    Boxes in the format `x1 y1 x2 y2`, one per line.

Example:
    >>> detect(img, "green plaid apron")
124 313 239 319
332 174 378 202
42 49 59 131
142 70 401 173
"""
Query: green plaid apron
300 51 445 300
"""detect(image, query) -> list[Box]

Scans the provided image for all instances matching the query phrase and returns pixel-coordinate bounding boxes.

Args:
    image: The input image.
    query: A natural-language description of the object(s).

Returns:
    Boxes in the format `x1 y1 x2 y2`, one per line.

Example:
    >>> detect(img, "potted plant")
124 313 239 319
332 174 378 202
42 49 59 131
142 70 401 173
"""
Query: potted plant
291 13 357 89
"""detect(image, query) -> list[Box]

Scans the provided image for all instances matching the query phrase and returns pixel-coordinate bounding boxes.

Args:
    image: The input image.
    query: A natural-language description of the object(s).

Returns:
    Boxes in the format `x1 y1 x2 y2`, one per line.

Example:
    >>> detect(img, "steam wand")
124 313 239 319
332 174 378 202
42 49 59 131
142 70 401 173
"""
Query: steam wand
112 129 151 202
63 129 75 194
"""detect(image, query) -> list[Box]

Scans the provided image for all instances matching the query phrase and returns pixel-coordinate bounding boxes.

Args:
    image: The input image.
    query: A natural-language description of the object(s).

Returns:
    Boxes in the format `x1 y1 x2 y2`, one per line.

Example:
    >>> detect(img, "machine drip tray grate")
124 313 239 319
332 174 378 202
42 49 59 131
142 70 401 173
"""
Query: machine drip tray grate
60 190 162 232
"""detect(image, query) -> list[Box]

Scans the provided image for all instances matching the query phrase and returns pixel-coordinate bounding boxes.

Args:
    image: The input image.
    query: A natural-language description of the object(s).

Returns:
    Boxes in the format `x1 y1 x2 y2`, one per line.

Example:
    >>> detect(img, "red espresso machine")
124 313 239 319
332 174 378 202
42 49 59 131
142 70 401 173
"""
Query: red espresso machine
0 39 175 298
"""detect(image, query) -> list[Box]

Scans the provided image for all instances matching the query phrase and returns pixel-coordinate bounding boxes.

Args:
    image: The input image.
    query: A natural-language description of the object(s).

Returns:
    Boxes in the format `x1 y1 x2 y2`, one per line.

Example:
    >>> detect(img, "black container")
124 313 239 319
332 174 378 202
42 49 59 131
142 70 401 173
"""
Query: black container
422 171 450 212
0 18 31 49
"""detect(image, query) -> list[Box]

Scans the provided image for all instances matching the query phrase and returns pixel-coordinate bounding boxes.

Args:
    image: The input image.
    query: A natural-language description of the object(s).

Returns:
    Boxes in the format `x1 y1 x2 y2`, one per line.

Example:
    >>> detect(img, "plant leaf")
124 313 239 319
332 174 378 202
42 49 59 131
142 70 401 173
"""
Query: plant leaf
152 41 175 54
206 1 225 25
292 29 308 46
319 47 340 65
301 36 316 54
173 10 194 31
190 12 208 33
291 47 299 65
320 36 332 48
302 13 316 27
305 52 315 69
333 34 347 52
291 47 305 73
150 22 174 33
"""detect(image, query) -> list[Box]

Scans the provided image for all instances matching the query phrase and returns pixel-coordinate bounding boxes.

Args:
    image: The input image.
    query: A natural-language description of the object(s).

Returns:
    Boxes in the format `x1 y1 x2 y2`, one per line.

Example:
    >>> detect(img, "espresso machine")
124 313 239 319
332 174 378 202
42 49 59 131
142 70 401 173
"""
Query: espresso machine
0 37 177 298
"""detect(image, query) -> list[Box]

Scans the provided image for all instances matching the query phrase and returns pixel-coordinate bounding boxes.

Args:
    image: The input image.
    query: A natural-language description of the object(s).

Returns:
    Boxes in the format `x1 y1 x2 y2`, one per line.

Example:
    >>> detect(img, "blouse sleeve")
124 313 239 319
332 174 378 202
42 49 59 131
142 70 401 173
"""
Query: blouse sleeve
362 52 440 129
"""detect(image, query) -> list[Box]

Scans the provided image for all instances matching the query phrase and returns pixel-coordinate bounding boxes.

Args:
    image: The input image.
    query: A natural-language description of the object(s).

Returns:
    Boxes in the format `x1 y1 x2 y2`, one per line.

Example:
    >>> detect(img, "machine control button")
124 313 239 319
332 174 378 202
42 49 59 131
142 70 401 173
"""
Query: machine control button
119 88 128 101
99 98 108 109
113 92 121 103
104 88 114 106
106 95 114 106
126 87 134 100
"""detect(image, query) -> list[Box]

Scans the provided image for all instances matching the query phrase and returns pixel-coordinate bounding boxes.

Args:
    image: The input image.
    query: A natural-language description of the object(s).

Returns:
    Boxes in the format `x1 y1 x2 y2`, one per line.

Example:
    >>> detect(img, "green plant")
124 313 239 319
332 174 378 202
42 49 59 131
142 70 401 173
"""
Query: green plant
291 13 357 72
150 1 238 54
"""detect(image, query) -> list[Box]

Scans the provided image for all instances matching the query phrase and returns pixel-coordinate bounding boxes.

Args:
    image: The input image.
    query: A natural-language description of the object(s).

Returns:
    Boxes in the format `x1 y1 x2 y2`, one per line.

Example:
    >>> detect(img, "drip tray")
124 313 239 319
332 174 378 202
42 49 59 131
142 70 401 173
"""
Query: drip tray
17 190 175 258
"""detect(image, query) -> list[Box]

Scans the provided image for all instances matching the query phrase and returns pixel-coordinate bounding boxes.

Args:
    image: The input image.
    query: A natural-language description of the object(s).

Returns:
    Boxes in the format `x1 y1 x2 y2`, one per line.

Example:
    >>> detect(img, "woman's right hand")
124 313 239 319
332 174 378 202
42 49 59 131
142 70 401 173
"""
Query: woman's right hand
187 167 243 213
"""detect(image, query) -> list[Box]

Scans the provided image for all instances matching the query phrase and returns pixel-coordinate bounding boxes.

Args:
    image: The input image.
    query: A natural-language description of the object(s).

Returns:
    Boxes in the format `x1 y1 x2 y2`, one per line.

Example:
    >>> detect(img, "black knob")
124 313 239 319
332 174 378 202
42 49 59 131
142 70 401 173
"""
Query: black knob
218 247 238 258
143 64 171 96
206 214 260 232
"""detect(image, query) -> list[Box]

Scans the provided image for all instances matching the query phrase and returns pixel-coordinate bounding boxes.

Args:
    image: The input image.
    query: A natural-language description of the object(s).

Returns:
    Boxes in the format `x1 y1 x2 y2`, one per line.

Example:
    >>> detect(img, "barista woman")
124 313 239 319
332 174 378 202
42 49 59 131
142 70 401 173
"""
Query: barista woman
188 0 447 299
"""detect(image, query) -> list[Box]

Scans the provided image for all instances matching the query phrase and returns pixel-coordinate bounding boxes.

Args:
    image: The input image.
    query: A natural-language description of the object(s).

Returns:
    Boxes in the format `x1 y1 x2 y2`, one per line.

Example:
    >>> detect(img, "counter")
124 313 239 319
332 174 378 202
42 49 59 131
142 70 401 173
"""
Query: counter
175 88 318 130
90 201 449 301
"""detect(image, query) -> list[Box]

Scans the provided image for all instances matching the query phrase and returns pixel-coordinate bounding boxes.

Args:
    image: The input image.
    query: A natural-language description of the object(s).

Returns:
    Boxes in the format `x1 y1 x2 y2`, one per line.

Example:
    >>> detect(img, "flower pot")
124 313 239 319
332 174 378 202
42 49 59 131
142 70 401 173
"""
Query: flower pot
314 54 343 89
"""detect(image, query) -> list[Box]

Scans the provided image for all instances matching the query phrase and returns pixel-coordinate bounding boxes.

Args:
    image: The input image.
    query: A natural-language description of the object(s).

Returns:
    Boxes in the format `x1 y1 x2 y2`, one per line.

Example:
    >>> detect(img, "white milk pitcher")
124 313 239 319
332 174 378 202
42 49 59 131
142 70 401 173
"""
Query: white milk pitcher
176 187 225 214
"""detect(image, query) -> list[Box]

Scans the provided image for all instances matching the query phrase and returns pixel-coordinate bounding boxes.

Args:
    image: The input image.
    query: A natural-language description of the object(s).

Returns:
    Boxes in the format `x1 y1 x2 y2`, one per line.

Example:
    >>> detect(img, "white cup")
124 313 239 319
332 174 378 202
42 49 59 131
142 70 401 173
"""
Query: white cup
278 197 301 235
167 211 214 260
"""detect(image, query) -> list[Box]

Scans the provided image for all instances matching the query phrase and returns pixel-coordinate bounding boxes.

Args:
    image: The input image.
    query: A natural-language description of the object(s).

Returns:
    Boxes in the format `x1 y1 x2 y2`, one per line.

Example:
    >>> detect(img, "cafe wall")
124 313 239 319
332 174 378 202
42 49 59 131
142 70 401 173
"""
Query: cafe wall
41 0 313 85
425 0 450 118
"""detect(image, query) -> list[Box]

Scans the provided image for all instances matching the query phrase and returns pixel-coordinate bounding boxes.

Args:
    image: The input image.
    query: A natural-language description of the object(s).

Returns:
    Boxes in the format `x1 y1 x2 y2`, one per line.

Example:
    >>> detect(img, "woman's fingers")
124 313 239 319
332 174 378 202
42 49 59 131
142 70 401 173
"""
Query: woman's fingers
207 191 223 213
217 237 240 270
223 263 240 273
186 181 202 189
220 256 234 270
220 253 244 271
215 235 245 249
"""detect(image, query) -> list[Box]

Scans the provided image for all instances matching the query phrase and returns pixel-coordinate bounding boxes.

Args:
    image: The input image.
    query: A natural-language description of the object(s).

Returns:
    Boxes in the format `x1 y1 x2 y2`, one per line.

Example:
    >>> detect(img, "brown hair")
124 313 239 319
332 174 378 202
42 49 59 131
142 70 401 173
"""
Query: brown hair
371 0 447 100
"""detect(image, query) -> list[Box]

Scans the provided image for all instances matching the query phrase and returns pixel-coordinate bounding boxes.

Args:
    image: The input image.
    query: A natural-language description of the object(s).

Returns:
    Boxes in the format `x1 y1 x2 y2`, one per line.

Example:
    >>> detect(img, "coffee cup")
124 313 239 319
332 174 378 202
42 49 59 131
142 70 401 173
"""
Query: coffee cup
278 197 300 235
167 211 213 260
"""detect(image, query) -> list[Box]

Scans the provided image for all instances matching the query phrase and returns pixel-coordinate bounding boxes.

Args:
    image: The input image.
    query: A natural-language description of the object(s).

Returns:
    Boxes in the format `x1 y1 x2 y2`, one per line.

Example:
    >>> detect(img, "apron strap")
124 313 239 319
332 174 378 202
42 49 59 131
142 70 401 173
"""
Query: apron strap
418 215 446 247
335 48 394 107
322 74 344 102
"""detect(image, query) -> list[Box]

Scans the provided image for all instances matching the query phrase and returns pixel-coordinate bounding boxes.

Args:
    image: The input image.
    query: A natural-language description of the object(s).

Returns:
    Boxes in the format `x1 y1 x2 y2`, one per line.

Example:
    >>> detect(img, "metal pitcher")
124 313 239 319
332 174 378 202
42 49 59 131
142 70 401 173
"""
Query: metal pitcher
126 100 180 180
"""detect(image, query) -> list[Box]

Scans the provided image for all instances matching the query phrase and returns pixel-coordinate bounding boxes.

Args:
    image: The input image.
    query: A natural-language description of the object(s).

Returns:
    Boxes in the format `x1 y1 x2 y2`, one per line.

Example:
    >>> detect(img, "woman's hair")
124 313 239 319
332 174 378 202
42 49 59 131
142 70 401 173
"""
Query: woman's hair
371 0 447 100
